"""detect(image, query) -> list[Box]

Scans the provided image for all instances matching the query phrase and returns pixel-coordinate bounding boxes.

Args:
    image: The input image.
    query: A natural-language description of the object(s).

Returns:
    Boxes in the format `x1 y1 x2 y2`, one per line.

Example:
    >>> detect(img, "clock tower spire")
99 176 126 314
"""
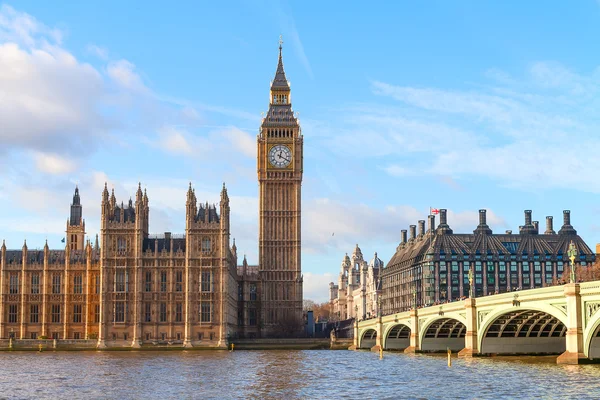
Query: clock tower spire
257 38 303 336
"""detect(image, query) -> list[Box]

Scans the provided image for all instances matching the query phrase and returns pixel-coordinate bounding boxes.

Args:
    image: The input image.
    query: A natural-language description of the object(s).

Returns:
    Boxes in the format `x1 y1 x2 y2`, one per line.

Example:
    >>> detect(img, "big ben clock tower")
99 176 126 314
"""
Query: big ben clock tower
257 38 303 335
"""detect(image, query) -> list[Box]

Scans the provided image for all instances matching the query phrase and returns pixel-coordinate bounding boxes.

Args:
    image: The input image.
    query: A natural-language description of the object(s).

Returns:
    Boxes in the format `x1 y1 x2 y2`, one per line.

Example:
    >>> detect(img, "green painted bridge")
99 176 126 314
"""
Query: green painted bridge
352 282 600 364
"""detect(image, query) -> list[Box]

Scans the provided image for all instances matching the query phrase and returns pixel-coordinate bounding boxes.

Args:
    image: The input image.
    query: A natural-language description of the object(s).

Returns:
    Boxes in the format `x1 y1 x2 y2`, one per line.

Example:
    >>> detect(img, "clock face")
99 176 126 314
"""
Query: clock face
269 144 292 168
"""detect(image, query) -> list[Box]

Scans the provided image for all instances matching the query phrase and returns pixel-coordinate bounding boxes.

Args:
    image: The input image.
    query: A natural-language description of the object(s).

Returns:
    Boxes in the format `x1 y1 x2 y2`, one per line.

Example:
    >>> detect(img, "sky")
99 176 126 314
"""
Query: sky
2 1 600 303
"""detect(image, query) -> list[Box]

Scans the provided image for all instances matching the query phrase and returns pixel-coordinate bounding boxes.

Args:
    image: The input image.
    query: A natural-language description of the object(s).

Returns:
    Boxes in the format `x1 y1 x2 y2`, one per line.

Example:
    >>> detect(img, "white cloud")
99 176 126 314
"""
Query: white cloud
155 126 194 155
303 272 335 303
220 127 256 158
33 152 77 174
86 44 108 60
107 59 148 93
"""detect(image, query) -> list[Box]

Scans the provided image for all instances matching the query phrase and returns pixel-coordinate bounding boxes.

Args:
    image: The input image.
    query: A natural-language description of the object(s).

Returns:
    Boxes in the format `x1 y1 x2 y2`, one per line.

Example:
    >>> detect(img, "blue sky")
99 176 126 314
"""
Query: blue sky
2 1 600 302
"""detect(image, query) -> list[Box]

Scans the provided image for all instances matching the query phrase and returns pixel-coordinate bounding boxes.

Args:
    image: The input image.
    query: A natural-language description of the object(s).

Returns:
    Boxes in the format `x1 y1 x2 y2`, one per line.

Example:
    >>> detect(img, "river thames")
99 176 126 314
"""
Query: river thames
1 350 600 399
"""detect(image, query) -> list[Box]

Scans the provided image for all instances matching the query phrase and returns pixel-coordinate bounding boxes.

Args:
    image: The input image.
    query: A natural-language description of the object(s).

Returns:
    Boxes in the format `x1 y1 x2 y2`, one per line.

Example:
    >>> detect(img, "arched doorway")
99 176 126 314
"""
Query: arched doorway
360 329 377 349
385 324 410 350
480 310 566 355
421 318 466 352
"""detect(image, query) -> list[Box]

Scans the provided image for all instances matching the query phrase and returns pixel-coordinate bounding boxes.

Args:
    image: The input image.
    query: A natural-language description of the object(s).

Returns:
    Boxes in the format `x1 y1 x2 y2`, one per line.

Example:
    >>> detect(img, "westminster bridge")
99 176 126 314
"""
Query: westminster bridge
352 281 600 364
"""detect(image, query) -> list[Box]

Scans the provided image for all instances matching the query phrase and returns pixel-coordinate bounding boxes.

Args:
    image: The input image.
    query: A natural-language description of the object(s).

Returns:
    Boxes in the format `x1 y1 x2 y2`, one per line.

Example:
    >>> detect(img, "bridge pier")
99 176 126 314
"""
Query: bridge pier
557 283 587 364
370 317 383 352
458 298 479 358
404 309 420 353
348 320 358 350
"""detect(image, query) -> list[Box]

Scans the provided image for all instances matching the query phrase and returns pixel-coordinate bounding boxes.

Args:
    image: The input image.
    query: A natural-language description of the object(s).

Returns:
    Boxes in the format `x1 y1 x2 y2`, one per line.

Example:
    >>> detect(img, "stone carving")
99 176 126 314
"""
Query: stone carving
587 302 600 319
478 311 490 325
551 304 568 315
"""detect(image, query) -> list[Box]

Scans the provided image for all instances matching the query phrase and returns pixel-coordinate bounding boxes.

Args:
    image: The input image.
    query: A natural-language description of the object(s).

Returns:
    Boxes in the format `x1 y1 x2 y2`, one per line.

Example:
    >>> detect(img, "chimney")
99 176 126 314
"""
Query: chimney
524 210 532 226
545 216 555 234
418 220 425 237
558 210 576 235
409 225 416 241
428 215 436 233
164 232 171 242
437 209 453 235
506 230 512 234
533 221 539 234
401 230 407 244
474 209 492 235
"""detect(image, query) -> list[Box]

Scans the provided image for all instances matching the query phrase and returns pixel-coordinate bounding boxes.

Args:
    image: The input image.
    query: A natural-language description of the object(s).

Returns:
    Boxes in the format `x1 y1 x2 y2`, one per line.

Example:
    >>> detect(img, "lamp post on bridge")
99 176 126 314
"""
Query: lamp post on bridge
355 305 358 321
468 267 474 298
567 240 578 284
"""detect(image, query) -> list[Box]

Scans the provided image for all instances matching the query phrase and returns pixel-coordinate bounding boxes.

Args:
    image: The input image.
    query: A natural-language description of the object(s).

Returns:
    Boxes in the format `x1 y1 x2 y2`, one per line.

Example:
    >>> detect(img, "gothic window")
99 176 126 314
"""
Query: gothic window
200 302 211 323
95 275 100 294
282 94 287 103
52 274 61 294
202 238 211 253
30 304 39 323
160 271 167 292
94 305 100 323
114 302 125 323
117 237 126 252
73 274 83 294
31 274 40 294
175 271 183 292
249 309 256 326
238 284 243 301
9 274 19 294
159 302 167 322
73 304 82 323
249 284 257 301
115 270 127 292
145 271 152 292
201 271 212 292
8 304 18 323
51 304 61 323
175 303 183 322
145 303 151 322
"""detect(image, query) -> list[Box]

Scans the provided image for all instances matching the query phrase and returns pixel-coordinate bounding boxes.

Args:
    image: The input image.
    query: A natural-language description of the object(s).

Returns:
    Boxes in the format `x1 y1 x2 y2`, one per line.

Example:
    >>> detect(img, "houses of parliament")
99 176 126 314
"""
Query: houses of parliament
0 42 304 347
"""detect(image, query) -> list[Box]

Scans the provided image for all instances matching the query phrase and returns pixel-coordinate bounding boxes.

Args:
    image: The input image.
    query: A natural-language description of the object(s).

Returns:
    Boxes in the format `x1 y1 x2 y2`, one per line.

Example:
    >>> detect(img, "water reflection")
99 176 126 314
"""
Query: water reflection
0 351 599 399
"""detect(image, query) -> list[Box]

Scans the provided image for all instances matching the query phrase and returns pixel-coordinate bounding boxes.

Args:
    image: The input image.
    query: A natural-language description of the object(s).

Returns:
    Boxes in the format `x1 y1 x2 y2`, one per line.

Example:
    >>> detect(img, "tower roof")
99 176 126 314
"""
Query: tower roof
271 36 290 90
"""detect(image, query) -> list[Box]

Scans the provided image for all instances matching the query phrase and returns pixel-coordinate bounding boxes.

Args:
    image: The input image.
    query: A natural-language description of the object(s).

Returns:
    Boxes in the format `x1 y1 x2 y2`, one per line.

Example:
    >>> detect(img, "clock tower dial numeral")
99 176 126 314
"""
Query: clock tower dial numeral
268 144 292 168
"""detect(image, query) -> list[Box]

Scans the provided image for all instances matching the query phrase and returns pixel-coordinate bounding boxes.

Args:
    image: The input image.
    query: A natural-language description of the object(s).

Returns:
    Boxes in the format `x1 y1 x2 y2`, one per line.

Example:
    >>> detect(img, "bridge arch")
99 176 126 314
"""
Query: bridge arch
478 306 567 355
383 323 411 350
583 311 600 359
419 316 466 352
360 329 377 349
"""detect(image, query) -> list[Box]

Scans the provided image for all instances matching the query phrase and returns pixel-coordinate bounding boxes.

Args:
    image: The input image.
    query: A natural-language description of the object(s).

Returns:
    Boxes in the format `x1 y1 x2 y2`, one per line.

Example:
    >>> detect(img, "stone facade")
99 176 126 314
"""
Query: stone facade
329 245 383 321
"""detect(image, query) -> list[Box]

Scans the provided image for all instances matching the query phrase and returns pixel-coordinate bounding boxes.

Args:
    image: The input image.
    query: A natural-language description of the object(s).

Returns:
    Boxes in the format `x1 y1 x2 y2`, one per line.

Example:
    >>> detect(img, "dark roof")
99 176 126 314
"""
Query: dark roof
3 248 100 264
143 237 186 253
261 104 299 128
271 45 290 90
196 204 220 223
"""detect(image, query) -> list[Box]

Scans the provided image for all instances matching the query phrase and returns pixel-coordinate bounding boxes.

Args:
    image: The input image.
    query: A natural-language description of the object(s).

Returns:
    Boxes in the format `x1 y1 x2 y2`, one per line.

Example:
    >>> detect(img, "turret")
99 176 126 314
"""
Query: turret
474 209 492 235
436 209 453 234
520 210 536 234
558 210 577 235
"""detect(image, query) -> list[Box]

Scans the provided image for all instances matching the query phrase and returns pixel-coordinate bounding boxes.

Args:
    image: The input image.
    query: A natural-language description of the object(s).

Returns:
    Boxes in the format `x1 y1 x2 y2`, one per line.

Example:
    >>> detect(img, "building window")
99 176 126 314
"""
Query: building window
250 284 257 301
9 274 19 294
117 237 126 252
201 302 211 323
31 274 40 294
73 274 83 294
73 304 82 323
115 302 125 323
95 305 100 323
52 332 59 340
175 271 183 292
201 238 211 253
95 275 100 294
145 303 151 322
51 304 61 323
8 304 18 323
249 308 257 326
175 303 182 322
74 332 80 340
238 284 243 301
160 271 167 292
115 270 127 292
201 271 211 292
30 304 39 323
30 332 37 339
145 271 152 292
52 274 61 294
160 303 167 322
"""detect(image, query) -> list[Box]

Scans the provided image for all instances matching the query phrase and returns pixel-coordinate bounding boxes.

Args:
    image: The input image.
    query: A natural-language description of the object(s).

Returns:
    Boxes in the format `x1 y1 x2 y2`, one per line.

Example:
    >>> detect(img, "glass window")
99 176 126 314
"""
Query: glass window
176 271 183 292
201 271 211 292
202 238 211 253
249 309 256 326
95 275 100 294
73 304 82 323
95 305 100 323
145 303 151 322
175 303 182 322
160 271 167 292
250 284 257 301
31 274 40 294
145 271 152 292
115 302 125 323
30 304 39 323
115 270 126 292
51 304 61 323
201 302 211 323
52 274 61 294
9 304 18 323
160 303 167 322
73 274 83 294
9 274 19 294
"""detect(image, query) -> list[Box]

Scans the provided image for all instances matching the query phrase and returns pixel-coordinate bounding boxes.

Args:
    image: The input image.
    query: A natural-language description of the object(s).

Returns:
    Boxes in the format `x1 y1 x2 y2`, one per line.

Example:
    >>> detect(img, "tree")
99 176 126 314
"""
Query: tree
312 302 331 321
303 299 316 311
